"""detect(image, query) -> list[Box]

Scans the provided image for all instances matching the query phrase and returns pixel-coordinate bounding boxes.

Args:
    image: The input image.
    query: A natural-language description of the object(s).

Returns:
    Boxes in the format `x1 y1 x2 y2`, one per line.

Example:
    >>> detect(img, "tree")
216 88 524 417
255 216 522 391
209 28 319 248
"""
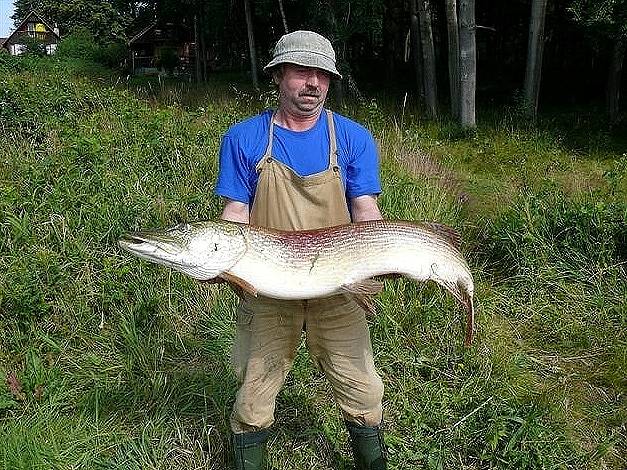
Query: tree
414 0 438 118
524 0 549 118
569 0 627 124
445 0 461 119
458 0 476 129
409 0 424 102
244 0 259 89
277 0 289 34
13 0 131 42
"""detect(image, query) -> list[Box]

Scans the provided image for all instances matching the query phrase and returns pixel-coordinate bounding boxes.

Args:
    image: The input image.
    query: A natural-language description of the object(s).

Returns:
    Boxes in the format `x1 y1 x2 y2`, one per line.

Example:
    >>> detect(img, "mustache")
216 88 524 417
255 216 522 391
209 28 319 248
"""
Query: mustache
299 90 321 98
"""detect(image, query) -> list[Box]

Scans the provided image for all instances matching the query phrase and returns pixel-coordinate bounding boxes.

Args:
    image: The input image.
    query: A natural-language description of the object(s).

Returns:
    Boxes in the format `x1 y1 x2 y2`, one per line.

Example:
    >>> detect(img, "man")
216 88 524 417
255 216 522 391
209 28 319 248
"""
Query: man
215 30 387 470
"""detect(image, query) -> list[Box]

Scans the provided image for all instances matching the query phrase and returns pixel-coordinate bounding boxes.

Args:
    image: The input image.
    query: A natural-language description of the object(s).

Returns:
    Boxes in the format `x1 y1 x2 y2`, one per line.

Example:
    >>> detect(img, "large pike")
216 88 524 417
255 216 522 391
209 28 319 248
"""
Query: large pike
118 220 475 345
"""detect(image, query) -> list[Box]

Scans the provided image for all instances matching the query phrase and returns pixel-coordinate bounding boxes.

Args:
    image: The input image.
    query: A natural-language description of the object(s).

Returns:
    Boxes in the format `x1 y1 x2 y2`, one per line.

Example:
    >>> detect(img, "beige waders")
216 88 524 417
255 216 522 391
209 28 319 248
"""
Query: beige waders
230 110 384 433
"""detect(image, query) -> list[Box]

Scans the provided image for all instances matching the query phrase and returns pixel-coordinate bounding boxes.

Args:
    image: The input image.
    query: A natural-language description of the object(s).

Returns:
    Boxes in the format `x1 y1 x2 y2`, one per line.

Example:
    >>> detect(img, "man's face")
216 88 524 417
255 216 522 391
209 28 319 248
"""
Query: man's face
275 64 331 117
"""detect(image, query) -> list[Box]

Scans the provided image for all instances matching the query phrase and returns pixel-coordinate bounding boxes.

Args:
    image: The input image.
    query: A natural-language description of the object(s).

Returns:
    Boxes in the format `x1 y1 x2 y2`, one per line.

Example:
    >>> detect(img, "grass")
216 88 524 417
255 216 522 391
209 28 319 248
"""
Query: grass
1 54 626 469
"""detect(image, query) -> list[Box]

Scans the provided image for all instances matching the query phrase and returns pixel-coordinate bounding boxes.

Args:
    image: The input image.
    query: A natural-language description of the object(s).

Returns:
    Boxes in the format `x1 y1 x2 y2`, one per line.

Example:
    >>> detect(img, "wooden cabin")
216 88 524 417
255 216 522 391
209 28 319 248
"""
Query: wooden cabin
128 22 195 76
1 11 60 56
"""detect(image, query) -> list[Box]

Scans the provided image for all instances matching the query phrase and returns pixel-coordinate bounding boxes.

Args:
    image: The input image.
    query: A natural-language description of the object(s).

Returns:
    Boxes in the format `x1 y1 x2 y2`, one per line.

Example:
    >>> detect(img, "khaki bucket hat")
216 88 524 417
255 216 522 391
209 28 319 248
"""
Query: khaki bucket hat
264 30 342 79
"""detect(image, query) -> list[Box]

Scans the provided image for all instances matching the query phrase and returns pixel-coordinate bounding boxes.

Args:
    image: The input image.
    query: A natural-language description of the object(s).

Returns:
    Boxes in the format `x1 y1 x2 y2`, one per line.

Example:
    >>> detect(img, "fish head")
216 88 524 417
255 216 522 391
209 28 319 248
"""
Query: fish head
118 220 248 280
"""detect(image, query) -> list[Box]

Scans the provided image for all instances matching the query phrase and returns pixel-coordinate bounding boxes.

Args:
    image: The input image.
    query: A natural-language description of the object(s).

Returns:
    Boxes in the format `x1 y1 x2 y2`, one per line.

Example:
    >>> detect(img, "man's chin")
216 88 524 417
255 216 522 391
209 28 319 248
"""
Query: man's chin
295 100 323 113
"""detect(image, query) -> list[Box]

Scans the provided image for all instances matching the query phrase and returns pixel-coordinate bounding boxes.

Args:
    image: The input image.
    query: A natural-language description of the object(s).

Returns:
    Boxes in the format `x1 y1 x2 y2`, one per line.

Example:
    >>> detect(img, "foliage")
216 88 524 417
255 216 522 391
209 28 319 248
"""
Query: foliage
56 28 127 68
569 0 627 40
13 0 131 42
156 47 179 74
56 28 99 60
479 189 627 276
17 35 47 57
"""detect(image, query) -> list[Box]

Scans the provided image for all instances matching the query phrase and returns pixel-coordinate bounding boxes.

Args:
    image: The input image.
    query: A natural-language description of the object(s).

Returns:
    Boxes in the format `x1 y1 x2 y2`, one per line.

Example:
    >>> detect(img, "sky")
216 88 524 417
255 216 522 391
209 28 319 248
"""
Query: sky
0 0 15 38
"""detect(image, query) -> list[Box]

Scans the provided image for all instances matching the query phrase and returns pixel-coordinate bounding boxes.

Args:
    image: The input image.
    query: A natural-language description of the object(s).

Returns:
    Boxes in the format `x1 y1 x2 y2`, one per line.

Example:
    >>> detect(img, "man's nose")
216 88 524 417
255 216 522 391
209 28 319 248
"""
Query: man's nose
305 70 321 87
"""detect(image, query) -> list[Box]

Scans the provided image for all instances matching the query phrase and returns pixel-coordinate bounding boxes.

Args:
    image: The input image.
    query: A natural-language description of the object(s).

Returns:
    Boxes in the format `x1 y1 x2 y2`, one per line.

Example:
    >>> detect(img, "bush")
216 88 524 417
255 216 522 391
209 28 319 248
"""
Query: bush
94 41 128 68
19 36 47 57
479 189 627 277
56 28 99 60
156 46 179 74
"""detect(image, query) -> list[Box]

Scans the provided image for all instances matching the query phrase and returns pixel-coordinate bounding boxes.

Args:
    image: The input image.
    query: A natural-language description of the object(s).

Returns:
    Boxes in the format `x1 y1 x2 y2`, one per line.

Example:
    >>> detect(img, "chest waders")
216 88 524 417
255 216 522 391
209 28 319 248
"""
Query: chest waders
231 110 387 470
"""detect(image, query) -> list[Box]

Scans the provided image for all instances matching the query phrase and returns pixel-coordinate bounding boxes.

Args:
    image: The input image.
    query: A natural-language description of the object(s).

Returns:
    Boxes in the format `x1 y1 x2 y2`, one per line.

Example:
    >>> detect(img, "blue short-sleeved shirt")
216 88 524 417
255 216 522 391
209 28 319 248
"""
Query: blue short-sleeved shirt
215 109 381 205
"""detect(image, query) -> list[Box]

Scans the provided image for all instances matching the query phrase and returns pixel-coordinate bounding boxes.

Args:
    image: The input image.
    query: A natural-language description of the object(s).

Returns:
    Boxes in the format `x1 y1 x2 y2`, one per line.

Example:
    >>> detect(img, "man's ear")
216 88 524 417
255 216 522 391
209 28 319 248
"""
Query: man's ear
272 66 282 85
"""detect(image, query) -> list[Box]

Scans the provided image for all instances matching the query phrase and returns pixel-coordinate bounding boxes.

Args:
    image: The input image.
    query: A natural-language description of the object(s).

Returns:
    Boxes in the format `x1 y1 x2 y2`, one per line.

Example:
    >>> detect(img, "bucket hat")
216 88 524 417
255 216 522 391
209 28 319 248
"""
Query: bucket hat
264 30 342 79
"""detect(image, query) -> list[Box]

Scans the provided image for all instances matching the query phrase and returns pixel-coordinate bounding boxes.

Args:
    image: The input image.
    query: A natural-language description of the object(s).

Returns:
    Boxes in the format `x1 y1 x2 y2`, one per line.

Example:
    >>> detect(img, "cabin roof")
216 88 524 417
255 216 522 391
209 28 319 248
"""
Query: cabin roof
1 10 60 47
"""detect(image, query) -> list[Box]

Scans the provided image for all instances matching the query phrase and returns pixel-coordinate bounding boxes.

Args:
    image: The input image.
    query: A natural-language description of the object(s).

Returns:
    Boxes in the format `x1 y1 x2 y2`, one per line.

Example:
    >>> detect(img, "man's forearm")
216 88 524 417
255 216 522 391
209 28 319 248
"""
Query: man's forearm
350 195 383 222
220 199 250 224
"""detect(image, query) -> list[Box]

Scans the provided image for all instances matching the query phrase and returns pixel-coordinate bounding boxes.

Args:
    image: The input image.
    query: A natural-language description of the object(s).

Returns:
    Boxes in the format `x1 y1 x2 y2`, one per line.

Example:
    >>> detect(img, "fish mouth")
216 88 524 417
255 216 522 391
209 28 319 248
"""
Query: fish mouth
120 232 181 252
118 232 190 268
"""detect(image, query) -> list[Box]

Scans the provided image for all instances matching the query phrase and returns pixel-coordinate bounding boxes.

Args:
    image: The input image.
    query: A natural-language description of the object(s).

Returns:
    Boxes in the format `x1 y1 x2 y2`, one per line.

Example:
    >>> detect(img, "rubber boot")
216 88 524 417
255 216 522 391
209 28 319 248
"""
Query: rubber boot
232 429 269 470
346 421 388 470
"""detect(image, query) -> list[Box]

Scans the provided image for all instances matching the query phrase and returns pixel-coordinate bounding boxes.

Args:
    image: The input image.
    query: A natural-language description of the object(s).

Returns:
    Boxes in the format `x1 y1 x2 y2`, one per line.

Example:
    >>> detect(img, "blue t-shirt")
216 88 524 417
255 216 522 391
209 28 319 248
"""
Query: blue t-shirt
215 109 381 205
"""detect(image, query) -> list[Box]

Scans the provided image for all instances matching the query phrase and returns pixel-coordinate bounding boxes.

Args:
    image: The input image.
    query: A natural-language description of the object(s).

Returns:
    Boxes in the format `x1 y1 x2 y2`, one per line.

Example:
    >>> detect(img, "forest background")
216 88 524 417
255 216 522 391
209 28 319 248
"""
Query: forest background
8 0 627 125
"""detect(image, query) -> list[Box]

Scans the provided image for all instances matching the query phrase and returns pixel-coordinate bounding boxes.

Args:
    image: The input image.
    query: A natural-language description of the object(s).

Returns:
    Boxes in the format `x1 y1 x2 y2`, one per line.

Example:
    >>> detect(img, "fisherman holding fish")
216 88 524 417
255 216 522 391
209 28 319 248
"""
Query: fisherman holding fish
216 31 388 469
119 28 474 468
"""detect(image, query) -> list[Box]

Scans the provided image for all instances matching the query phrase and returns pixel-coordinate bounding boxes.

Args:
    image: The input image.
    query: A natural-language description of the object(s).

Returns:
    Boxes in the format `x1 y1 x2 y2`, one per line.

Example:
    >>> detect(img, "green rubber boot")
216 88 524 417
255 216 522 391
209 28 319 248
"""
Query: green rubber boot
232 429 269 470
346 421 388 470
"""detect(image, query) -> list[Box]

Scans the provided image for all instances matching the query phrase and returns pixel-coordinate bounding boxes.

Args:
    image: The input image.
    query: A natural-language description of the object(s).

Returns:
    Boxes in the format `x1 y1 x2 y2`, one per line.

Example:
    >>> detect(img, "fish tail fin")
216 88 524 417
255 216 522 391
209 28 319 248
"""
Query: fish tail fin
435 278 475 347
461 290 475 347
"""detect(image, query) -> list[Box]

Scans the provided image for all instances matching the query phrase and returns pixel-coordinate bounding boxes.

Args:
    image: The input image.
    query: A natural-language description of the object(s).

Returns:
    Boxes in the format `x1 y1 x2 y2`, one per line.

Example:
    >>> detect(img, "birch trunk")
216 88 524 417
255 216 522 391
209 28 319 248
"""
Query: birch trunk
445 0 461 119
244 0 259 89
458 0 476 128
607 38 626 125
277 0 289 34
415 0 438 119
523 0 548 118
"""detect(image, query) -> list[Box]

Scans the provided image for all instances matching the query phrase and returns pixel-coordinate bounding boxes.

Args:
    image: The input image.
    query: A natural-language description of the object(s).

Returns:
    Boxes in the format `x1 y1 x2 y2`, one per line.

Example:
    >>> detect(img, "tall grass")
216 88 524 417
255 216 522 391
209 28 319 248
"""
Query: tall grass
1 54 625 469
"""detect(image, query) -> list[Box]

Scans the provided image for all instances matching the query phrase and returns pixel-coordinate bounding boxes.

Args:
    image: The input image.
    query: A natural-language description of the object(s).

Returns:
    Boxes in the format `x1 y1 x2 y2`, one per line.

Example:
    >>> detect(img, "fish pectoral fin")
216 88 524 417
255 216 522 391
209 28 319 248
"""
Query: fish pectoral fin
342 279 384 295
341 279 384 316
219 272 258 297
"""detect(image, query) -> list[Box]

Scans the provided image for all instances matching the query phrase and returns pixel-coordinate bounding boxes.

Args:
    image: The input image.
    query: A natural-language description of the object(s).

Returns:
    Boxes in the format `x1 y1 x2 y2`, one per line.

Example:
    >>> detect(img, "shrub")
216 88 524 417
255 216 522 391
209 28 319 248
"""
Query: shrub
56 28 99 60
94 41 128 68
19 36 47 57
156 46 179 74
479 189 627 277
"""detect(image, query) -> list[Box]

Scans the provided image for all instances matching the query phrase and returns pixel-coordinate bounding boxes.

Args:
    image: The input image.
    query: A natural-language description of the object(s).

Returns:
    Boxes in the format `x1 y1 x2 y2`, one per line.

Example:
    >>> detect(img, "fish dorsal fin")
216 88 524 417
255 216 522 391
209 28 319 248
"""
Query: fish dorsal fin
423 222 461 250
220 272 258 298
341 279 384 316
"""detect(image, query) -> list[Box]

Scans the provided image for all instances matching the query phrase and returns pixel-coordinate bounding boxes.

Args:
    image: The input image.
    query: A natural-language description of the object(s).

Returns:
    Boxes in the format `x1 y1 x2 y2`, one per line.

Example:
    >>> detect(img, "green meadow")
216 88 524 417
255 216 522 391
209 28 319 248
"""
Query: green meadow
1 55 625 469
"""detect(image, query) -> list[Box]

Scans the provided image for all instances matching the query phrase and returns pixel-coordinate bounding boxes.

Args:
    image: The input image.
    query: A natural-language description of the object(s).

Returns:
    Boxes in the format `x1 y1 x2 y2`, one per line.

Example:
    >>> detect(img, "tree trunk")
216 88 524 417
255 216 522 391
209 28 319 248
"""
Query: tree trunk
458 0 476 129
244 0 259 89
409 0 424 103
384 0 399 86
200 24 208 81
445 0 461 119
523 0 548 118
194 15 201 82
415 0 438 119
277 0 289 34
607 38 626 126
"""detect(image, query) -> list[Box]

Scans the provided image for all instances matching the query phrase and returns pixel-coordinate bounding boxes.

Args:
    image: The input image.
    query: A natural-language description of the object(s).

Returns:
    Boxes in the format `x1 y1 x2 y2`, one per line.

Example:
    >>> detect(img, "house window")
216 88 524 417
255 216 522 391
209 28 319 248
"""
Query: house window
10 44 26 55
